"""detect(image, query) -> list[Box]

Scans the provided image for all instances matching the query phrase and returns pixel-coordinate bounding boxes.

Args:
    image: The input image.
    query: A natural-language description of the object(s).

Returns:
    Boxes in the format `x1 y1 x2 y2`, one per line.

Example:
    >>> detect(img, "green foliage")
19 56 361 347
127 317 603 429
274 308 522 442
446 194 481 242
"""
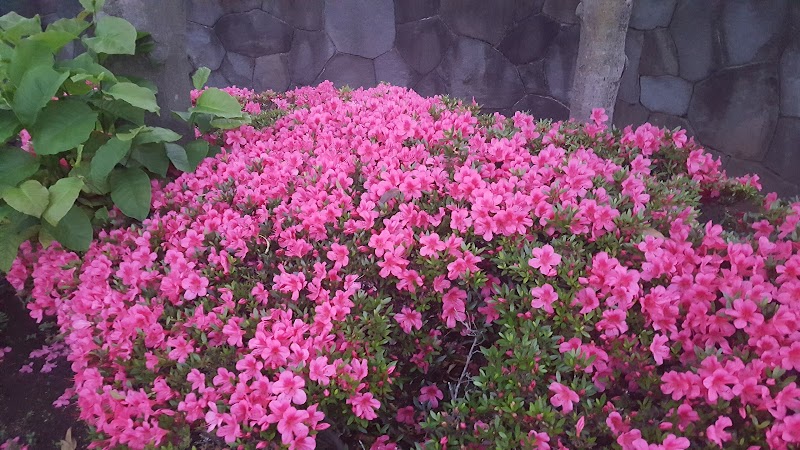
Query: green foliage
0 5 249 271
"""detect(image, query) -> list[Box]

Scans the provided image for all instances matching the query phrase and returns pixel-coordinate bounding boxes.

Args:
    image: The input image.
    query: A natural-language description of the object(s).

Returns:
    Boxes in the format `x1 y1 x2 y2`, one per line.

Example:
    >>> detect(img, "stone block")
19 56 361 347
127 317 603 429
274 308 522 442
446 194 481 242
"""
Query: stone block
262 0 325 30
639 28 679 76
440 0 540 46
513 94 569 121
288 29 336 85
254 53 290 92
325 0 395 59
316 53 377 88
187 22 226 71
498 14 560 65
375 49 421 87
543 25 579 104
396 17 452 74
394 0 440 23
640 75 692 116
630 0 677 30
215 10 293 58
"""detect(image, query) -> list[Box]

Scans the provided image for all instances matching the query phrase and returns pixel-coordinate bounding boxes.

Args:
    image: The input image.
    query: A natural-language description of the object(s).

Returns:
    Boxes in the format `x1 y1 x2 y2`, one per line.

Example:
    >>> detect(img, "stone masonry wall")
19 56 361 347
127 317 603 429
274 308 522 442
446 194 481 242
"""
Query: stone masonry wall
6 0 799 196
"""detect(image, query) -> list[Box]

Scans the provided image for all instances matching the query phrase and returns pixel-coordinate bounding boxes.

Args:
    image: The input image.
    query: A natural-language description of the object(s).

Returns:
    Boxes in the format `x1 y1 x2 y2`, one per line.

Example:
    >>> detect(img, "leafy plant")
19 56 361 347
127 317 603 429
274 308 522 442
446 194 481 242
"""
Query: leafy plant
0 6 248 271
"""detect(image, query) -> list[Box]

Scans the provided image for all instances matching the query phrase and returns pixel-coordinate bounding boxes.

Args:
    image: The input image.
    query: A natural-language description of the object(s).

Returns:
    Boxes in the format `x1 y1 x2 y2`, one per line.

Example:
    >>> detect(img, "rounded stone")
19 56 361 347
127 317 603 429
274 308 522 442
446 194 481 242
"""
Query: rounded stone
542 0 580 24
315 53 377 89
396 17 452 74
781 44 800 117
206 70 230 89
518 60 548 95
440 0 540 46
414 72 448 98
498 14 560 65
670 1 718 81
288 29 336 85
513 94 569 121
764 117 800 183
543 25 580 104
618 29 644 104
640 75 692 116
375 49 421 87
188 0 224 26
254 53 290 92
395 0 441 24
722 0 789 66
220 52 255 87
630 0 677 30
187 22 226 71
325 0 395 59
437 37 525 109
613 100 650 129
688 64 780 160
215 10 293 58
262 0 325 30
639 28 679 76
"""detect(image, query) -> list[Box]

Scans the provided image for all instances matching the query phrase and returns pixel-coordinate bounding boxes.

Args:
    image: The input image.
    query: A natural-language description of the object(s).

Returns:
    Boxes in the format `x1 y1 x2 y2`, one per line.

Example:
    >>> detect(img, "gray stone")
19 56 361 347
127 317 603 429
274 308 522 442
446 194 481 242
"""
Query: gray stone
262 0 325 30
764 117 800 184
220 0 261 13
688 64 780 160
396 18 452 74
395 0 441 23
206 70 230 89
288 29 336 85
440 0 540 46
215 10 293 58
630 0 677 30
542 0 580 24
618 29 644 104
498 14 560 65
647 112 694 136
325 0 395 59
640 75 692 116
437 37 525 109
254 53 290 92
725 158 799 198
375 49 421 87
543 25 580 104
414 71 447 97
780 44 800 117
613 100 650 129
639 28 679 76
670 0 719 81
187 22 226 71
513 94 569 121
220 52 255 87
316 53 377 88
722 0 788 66
188 0 225 26
519 60 548 95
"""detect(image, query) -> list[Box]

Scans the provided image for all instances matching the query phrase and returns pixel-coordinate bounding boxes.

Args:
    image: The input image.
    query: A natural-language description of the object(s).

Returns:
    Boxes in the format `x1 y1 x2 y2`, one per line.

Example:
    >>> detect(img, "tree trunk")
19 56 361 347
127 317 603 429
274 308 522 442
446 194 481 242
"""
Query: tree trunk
568 0 633 123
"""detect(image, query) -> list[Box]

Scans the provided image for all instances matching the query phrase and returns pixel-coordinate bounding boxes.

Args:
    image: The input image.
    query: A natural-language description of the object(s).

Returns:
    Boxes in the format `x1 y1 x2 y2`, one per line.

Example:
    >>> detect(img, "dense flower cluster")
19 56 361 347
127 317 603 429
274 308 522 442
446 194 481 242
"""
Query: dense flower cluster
8 82 800 449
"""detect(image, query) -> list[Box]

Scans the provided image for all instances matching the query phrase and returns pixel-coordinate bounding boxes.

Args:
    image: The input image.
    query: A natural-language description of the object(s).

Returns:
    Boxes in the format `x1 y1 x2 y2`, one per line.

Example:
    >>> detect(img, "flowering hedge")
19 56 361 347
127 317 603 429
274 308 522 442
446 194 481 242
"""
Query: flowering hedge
7 82 800 449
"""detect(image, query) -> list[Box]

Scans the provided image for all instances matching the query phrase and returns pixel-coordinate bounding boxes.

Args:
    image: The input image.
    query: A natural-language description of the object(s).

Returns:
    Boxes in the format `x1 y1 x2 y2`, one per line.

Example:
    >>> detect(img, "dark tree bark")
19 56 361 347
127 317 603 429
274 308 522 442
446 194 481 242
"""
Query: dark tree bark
569 0 634 123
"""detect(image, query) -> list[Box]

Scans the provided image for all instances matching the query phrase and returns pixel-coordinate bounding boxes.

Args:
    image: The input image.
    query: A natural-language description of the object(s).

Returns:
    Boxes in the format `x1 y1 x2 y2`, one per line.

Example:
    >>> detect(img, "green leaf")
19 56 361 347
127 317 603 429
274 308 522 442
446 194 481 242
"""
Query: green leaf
172 111 192 122
58 53 116 82
0 147 39 188
46 17 90 37
0 211 38 272
105 82 159 113
28 29 79 52
83 16 136 55
110 167 151 220
130 143 168 177
185 139 209 168
133 127 180 144
30 100 98 155
210 117 249 130
12 65 69 126
192 88 243 119
0 110 20 144
165 143 190 172
192 67 211 90
90 98 144 125
2 179 49 218
45 205 92 252
115 126 145 141
78 0 106 13
42 177 84 226
8 39 54 87
90 137 130 183
0 13 42 44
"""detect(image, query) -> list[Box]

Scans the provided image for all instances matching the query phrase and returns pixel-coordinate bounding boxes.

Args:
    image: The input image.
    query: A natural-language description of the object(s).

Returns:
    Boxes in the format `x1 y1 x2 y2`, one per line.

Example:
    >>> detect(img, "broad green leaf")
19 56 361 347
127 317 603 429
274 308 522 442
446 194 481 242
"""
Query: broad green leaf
110 167 151 220
105 82 159 113
210 117 249 129
8 39 53 87
78 0 106 13
0 110 20 144
47 205 92 251
130 143 168 177
115 126 145 141
30 100 98 155
83 16 136 55
58 53 116 82
89 137 130 183
0 147 39 187
39 225 54 248
0 211 38 272
165 143 190 172
133 127 180 144
172 111 193 122
0 13 42 44
28 30 78 52
90 98 144 125
62 78 94 96
46 17 90 37
192 67 211 90
42 177 84 226
12 65 69 125
193 88 243 119
2 179 49 218
0 41 12 60
185 139 210 167
208 144 222 158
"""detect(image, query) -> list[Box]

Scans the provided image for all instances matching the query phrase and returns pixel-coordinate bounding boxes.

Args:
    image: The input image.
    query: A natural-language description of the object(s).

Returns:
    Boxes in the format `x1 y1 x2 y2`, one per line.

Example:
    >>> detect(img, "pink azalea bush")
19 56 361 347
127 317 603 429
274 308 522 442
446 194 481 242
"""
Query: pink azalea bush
7 82 800 449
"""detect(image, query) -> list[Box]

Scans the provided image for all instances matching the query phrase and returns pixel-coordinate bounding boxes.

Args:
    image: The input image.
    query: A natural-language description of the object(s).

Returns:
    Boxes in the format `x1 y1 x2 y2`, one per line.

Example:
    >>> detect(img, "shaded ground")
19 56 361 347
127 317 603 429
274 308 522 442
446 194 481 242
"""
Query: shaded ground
0 279 86 449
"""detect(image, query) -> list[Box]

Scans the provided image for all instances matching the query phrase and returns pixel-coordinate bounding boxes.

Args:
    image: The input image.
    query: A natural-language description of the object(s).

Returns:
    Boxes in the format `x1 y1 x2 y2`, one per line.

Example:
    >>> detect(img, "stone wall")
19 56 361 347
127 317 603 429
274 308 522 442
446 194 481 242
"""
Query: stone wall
6 0 799 196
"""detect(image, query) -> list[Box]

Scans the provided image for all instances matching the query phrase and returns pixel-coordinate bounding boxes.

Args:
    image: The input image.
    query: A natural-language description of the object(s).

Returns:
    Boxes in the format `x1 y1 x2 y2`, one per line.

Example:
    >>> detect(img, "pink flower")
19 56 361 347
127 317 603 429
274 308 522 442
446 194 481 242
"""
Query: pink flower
530 283 558 314
650 334 670 365
394 306 423 333
181 272 209 300
273 402 310 445
309 357 336 386
396 406 415 424
529 245 562 277
419 385 443 408
441 287 467 328
271 371 307 405
706 416 732 448
548 382 579 414
347 392 380 420
326 243 350 270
